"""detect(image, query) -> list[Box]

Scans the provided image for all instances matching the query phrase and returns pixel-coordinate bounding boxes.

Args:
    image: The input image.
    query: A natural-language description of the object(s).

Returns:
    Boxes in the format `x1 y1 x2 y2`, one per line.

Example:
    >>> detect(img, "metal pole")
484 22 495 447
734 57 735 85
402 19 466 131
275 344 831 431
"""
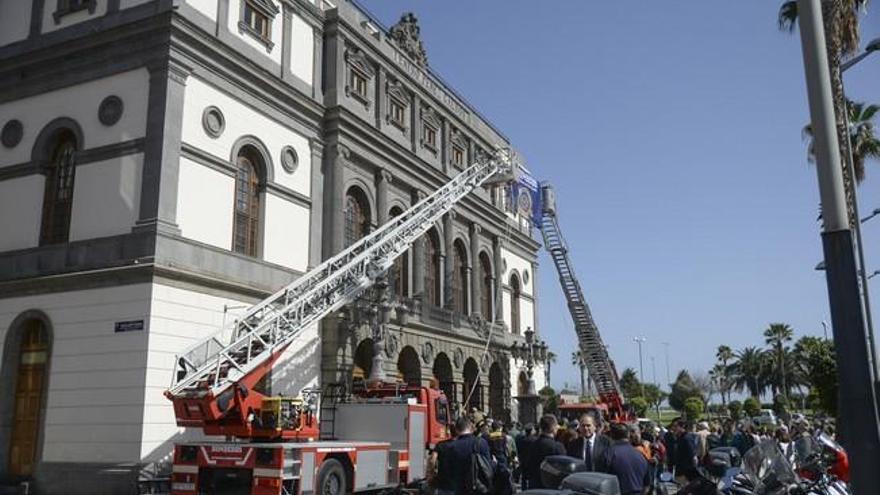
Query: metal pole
634 337 646 396
651 356 657 387
662 342 670 386
797 1 880 490
839 84 879 380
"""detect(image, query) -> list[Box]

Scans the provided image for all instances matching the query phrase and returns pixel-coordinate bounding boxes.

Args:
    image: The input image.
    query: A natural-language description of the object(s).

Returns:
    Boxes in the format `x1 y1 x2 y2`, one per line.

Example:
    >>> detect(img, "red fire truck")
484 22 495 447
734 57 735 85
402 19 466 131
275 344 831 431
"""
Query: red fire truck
168 383 449 495
165 151 516 494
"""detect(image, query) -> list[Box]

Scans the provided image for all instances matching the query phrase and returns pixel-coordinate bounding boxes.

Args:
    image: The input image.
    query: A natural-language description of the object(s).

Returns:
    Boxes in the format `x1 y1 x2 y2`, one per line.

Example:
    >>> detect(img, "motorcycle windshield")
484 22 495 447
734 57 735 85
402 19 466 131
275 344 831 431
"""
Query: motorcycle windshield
742 439 797 491
794 435 820 465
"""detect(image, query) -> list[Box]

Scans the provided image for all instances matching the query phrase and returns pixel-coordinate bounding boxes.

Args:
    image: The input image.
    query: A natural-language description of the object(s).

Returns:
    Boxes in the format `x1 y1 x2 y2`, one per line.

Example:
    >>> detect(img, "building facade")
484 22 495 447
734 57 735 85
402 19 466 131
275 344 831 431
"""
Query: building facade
0 1 543 493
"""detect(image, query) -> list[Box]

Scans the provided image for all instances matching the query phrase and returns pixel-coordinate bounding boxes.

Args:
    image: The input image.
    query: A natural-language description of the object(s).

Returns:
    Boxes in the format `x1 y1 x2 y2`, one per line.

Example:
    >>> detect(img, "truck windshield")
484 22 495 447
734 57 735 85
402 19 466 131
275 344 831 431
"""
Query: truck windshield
435 398 449 424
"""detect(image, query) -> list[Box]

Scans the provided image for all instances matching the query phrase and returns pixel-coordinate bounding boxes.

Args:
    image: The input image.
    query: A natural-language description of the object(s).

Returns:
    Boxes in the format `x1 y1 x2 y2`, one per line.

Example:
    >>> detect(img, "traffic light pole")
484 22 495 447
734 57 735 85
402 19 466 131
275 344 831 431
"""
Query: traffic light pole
797 0 880 491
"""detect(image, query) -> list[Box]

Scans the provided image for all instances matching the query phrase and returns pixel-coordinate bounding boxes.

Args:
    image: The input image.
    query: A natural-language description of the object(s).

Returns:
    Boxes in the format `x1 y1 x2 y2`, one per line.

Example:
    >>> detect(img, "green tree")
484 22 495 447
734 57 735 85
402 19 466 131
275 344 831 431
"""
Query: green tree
715 345 735 404
642 383 667 418
630 397 649 418
764 323 794 399
773 394 791 422
572 351 587 397
683 397 705 422
743 397 761 418
803 100 880 183
731 347 768 398
779 0 871 223
539 385 560 415
792 336 838 415
669 370 703 411
728 400 743 421
620 367 642 399
545 351 557 385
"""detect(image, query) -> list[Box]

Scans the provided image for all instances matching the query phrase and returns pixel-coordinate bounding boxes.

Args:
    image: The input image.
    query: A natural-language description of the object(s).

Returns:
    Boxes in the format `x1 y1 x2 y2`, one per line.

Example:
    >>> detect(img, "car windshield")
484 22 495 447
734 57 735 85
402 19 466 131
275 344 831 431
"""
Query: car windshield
742 439 796 491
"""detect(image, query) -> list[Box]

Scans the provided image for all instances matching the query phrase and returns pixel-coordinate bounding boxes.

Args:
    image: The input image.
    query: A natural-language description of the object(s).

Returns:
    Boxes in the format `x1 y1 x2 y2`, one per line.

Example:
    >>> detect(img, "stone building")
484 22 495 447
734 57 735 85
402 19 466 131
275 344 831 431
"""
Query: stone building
0 0 544 493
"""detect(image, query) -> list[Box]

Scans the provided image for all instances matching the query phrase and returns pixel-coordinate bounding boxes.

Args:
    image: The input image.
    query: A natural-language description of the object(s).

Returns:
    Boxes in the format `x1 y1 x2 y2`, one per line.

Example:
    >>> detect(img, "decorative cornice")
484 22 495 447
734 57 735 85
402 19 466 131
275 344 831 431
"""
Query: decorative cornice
345 47 375 78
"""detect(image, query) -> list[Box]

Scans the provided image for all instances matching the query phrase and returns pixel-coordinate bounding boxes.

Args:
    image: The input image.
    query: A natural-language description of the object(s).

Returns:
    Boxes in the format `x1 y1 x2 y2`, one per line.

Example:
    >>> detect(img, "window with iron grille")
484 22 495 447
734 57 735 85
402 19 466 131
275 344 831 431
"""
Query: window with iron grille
350 69 369 101
452 144 465 167
480 253 493 319
510 274 521 334
424 231 441 307
452 241 468 313
233 150 262 257
389 207 409 297
344 188 370 247
39 131 77 245
422 124 437 151
390 98 406 128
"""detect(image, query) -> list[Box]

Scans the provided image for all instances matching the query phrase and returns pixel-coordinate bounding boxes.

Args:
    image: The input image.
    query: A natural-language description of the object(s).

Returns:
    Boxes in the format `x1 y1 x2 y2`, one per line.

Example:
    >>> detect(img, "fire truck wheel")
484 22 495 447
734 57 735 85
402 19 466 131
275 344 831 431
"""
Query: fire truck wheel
317 458 347 495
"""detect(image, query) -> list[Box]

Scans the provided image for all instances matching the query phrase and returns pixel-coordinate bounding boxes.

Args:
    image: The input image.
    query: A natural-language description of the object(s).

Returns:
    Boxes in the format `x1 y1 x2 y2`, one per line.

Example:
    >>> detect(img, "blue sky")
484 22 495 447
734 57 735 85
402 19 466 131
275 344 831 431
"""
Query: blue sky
359 1 880 391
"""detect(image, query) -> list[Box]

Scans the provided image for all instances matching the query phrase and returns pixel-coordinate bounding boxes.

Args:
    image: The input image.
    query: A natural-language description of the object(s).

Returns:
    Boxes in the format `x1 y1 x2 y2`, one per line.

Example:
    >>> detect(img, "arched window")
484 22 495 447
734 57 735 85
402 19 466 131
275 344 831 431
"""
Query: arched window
480 253 493 319
344 187 371 247
510 273 521 334
233 146 264 256
389 207 408 297
452 240 468 313
40 130 78 245
424 229 441 307
7 318 50 477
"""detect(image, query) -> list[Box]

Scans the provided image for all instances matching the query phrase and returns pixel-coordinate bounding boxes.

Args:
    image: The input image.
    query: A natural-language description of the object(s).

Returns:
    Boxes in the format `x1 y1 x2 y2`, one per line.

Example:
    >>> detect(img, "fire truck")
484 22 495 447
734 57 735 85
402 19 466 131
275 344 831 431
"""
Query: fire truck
164 150 516 495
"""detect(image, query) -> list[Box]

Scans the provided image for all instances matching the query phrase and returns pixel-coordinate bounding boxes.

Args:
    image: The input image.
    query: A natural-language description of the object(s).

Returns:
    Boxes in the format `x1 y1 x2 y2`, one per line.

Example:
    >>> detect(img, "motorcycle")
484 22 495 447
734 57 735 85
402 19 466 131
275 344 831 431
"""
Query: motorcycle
729 437 850 495
791 434 850 495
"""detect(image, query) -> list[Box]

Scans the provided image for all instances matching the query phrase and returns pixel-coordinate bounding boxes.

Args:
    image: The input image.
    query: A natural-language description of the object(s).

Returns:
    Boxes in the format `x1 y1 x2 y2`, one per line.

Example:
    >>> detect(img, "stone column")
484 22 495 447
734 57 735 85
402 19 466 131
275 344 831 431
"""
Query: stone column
134 58 190 235
324 143 349 258
375 169 392 226
493 236 504 324
443 211 456 309
281 5 292 79
470 223 481 316
308 138 324 268
312 30 324 100
411 94 420 153
411 189 426 297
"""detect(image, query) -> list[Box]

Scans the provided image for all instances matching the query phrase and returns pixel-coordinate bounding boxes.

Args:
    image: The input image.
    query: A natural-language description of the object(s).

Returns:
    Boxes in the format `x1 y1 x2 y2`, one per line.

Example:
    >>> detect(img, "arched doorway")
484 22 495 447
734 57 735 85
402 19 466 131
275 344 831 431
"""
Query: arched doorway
463 358 482 412
433 353 454 403
2 316 51 478
352 338 374 385
488 362 506 421
397 346 421 386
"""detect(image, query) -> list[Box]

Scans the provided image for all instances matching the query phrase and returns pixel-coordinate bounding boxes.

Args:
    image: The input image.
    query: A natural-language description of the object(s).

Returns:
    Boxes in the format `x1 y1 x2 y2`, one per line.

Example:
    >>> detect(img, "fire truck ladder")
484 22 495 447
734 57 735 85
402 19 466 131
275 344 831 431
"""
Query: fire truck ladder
167 149 516 402
538 184 623 404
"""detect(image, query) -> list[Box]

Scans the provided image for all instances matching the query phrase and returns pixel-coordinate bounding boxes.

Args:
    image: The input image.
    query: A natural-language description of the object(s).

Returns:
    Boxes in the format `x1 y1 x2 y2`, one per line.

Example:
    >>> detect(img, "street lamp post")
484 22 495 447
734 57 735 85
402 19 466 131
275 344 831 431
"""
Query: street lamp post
633 337 646 396
510 327 548 425
662 342 670 387
839 37 880 381
796 1 880 489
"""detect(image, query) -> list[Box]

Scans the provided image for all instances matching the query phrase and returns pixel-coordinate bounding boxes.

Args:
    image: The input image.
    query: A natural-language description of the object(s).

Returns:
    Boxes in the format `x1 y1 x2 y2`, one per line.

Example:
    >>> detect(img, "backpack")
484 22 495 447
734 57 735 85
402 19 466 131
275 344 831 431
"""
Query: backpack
467 437 495 494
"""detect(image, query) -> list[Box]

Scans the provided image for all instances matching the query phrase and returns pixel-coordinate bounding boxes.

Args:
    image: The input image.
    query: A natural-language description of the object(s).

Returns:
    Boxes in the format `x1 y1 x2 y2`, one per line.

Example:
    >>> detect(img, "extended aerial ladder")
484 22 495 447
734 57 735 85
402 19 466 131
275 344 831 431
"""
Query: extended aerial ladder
538 184 631 421
165 148 516 439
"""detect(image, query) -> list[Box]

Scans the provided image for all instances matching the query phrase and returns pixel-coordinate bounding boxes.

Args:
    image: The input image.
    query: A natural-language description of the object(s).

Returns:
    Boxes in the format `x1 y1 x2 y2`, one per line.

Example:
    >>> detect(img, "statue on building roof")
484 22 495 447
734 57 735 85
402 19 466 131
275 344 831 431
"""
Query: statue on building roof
388 12 428 67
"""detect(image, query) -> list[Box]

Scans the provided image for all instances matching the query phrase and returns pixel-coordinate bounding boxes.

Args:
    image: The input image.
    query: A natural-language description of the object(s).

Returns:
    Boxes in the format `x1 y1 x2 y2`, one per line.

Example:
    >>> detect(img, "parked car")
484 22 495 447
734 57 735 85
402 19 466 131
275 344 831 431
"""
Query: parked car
753 409 777 426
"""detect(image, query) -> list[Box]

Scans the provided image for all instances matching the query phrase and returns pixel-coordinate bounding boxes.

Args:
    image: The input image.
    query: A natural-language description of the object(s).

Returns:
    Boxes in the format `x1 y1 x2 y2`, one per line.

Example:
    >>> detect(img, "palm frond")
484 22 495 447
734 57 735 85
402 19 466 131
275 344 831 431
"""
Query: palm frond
778 1 798 32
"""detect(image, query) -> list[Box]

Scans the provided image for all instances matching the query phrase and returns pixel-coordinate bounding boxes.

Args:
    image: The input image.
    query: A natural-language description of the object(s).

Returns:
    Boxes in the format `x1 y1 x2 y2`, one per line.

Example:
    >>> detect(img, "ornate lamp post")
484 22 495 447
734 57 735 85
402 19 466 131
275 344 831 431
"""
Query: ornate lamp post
511 327 548 425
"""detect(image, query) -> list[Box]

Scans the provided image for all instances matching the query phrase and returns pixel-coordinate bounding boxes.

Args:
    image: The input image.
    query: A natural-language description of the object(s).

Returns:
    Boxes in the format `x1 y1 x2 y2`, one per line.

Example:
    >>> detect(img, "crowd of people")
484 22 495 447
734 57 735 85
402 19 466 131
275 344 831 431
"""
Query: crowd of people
426 408 836 495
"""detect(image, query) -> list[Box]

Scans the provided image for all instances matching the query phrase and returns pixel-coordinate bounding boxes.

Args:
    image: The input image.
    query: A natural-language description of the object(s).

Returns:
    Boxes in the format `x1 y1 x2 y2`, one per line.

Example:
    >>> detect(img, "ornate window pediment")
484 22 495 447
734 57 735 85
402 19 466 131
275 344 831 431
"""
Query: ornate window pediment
386 79 410 130
345 48 376 78
239 0 279 51
345 48 375 107
420 106 440 153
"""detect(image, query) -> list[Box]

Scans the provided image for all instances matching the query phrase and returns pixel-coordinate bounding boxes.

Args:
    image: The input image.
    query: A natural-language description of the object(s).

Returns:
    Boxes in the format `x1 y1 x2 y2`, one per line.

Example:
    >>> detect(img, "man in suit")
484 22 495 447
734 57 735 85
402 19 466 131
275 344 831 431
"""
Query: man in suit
566 413 611 472
523 414 566 489
435 416 492 494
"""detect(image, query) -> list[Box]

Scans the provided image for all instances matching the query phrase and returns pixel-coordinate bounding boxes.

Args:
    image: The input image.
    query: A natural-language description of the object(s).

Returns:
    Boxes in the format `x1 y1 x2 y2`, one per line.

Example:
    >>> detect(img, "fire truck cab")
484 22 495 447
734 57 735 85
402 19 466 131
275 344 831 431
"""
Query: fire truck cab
170 384 449 495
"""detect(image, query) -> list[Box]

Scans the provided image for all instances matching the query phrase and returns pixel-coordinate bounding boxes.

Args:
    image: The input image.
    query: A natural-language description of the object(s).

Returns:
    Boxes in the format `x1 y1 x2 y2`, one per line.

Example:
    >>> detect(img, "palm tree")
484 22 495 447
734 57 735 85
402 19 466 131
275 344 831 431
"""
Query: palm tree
779 0 870 222
715 345 734 404
803 99 880 183
764 323 795 399
731 346 767 398
572 351 587 397
545 351 557 386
